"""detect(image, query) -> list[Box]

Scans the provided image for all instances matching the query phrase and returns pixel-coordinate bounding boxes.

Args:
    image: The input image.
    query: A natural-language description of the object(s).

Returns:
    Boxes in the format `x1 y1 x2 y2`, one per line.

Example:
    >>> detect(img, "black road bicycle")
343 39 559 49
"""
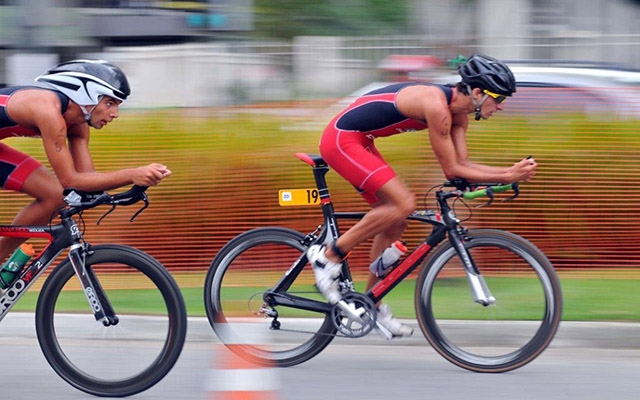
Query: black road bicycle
204 153 562 373
0 185 187 397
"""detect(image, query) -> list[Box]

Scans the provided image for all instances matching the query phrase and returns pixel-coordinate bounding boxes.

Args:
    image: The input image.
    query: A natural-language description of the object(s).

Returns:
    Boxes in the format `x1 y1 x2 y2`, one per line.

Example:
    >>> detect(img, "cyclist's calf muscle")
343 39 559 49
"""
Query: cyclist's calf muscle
333 178 414 261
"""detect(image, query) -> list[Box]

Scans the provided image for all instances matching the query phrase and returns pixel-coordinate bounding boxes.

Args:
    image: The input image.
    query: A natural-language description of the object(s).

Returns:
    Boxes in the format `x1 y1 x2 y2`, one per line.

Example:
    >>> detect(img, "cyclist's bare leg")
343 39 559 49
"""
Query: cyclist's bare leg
322 178 414 337
0 166 64 262
324 177 415 263
365 219 407 291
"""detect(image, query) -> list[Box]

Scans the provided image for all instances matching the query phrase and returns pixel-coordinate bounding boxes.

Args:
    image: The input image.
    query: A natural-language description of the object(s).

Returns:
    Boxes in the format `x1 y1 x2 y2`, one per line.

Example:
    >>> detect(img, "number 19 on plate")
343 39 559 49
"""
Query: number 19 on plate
279 189 320 206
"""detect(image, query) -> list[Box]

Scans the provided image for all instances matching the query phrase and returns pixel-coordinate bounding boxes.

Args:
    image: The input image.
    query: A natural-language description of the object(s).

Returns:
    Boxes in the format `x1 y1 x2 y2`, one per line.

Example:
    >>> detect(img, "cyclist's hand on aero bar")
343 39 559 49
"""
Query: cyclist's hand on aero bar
63 185 148 208
132 163 172 186
508 156 537 182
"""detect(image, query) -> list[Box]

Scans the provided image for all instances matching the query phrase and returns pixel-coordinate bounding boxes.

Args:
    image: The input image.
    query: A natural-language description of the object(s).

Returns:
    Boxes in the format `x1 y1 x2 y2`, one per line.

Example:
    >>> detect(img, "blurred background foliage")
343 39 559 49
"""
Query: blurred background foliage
253 0 409 38
5 106 640 286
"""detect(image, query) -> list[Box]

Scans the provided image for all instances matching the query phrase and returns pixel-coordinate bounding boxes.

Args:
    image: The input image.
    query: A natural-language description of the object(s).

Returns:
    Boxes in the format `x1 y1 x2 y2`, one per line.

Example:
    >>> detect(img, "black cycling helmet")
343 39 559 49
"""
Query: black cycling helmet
35 59 130 106
458 53 516 96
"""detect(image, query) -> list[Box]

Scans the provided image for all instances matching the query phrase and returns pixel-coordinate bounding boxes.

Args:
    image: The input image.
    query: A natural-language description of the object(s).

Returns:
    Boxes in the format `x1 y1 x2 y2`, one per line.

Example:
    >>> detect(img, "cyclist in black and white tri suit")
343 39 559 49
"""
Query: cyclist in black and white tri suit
0 60 171 267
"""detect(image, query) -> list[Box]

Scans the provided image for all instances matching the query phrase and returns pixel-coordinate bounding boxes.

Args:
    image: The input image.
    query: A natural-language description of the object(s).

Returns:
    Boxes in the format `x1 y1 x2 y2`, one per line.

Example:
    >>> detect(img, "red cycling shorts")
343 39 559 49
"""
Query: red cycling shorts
0 143 42 191
319 127 396 205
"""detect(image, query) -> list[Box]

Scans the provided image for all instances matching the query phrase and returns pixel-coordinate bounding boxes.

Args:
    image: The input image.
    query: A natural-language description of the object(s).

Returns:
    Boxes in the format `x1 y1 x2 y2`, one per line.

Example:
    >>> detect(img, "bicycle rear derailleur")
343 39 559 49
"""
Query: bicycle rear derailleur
331 292 377 338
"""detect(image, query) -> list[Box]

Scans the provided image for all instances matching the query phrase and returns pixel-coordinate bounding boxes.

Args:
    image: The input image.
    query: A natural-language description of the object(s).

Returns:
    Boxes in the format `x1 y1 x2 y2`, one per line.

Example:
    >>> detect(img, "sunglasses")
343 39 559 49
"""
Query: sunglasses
483 89 507 104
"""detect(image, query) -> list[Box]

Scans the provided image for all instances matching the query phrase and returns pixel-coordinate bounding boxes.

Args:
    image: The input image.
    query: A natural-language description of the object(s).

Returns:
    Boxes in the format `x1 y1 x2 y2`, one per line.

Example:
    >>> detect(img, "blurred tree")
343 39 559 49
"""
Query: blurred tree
254 0 409 39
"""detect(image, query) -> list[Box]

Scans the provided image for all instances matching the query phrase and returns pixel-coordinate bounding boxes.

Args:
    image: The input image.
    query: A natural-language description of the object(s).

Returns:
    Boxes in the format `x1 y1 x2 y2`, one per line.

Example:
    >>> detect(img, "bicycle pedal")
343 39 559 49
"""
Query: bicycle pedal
375 322 393 341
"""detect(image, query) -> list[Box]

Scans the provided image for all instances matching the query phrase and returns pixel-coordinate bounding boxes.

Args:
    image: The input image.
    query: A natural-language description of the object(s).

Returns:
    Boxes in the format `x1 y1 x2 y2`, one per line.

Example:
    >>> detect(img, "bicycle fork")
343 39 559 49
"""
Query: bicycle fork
449 231 496 306
67 244 118 326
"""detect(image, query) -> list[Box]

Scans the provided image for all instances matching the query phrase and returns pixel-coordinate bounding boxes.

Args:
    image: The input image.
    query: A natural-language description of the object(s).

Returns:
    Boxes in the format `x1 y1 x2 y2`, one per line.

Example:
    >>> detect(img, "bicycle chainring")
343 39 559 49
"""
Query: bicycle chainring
330 292 377 338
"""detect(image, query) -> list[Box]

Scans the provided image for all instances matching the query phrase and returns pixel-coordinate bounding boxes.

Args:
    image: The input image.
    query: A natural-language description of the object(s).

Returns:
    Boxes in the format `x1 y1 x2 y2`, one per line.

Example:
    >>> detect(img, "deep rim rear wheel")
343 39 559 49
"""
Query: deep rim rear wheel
204 227 337 367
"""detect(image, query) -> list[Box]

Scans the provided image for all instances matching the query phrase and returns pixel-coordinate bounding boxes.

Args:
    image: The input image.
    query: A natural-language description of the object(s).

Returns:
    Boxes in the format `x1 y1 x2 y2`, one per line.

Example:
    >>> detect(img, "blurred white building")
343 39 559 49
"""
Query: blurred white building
1 0 640 107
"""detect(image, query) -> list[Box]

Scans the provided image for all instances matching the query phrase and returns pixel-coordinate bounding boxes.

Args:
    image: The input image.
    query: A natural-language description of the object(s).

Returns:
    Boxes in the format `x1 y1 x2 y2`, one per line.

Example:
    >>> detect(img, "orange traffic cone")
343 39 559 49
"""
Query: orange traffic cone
205 323 280 400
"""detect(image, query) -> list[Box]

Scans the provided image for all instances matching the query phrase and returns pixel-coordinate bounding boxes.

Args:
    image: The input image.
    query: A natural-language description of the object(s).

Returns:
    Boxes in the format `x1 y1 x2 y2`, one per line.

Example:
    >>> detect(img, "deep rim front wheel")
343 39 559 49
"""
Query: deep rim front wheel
416 229 562 373
35 244 187 397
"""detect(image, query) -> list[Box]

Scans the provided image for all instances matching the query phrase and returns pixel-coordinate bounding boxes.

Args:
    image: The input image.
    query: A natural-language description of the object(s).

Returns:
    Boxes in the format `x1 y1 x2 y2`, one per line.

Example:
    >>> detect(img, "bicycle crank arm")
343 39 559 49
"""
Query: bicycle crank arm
330 293 378 338
375 322 393 340
336 299 366 323
466 272 496 306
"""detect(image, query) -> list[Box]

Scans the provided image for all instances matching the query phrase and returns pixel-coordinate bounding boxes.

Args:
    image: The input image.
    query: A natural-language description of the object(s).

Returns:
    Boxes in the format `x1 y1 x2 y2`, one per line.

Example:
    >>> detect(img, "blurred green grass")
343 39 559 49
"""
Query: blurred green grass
10 275 639 321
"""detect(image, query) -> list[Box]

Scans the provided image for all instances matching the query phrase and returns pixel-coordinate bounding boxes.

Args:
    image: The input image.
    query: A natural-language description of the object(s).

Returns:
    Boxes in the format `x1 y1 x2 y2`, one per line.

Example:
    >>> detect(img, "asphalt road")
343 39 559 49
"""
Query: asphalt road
1 314 638 400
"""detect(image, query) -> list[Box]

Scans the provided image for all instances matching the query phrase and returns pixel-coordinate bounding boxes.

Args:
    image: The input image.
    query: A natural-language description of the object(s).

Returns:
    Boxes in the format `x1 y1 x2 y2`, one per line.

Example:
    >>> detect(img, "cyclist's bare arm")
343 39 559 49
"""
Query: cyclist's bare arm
396 86 537 183
64 125 172 188
67 124 95 173
449 120 537 182
427 103 536 182
22 99 171 191
395 86 497 181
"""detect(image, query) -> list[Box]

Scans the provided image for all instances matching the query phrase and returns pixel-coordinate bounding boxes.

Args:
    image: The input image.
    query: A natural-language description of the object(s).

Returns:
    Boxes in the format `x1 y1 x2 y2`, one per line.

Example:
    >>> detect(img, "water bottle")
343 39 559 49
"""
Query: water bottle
369 241 407 278
0 243 35 289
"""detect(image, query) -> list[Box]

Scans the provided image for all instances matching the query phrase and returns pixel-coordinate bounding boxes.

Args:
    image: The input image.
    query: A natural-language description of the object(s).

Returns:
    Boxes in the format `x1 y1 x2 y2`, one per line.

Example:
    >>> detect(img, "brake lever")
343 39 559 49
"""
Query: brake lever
475 187 495 208
129 195 149 222
96 189 149 224
500 182 520 202
96 205 116 225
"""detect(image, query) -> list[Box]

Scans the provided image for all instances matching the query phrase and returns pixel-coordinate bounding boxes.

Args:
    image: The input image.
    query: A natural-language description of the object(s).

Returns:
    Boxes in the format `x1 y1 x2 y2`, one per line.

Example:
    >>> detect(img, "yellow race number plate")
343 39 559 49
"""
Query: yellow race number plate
279 189 320 206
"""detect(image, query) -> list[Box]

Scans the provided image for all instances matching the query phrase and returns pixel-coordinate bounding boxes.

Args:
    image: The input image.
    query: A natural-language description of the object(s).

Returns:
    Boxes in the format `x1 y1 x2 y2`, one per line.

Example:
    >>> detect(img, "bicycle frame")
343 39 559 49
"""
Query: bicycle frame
263 154 496 315
0 207 115 325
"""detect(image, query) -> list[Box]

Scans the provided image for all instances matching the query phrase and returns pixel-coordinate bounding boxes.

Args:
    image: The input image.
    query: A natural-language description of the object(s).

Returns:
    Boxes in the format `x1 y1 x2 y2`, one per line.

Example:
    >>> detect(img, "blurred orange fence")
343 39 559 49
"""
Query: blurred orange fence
2 88 640 287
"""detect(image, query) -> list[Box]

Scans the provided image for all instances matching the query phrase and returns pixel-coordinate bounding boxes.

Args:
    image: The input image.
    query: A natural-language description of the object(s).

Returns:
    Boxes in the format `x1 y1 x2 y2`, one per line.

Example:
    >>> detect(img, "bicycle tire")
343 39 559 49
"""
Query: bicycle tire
35 244 187 397
416 229 562 373
204 227 337 367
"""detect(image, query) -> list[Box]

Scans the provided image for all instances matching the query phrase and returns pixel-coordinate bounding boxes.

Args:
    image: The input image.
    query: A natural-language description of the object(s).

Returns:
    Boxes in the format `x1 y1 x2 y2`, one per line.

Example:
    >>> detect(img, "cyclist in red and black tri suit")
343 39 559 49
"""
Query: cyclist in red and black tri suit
0 60 171 267
308 53 538 337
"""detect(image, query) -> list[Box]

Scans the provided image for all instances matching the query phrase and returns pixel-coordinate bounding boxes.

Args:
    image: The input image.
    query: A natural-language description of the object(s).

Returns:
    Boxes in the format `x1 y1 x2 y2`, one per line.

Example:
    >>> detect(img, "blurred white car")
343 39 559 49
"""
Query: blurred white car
330 63 640 119
432 64 640 118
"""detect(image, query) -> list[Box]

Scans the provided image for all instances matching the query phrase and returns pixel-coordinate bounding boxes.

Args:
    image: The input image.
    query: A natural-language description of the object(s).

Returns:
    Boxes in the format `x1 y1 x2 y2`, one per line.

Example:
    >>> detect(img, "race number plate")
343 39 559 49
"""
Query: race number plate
278 189 320 206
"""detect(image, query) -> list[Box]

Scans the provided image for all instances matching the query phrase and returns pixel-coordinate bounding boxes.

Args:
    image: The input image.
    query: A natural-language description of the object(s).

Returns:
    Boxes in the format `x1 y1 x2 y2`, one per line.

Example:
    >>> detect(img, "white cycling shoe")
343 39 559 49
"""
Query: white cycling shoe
307 245 343 304
377 303 414 338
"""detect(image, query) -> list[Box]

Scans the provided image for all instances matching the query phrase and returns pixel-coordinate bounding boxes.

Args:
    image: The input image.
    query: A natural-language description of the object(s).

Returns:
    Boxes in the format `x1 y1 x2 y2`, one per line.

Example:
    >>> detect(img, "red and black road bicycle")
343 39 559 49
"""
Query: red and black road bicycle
204 153 562 373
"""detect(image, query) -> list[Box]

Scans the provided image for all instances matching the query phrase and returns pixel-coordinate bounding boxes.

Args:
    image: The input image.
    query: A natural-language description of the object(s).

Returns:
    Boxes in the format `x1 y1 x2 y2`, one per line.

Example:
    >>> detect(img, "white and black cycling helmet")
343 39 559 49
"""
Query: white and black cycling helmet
35 59 130 127
36 59 130 106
